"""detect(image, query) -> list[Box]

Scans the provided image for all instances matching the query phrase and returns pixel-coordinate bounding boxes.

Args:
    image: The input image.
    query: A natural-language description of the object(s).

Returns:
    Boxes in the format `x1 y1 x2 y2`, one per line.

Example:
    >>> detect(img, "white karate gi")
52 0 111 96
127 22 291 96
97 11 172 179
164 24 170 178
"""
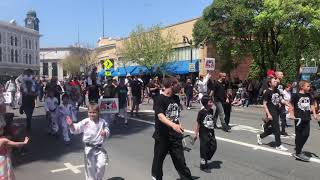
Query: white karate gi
45 97 59 133
70 118 109 180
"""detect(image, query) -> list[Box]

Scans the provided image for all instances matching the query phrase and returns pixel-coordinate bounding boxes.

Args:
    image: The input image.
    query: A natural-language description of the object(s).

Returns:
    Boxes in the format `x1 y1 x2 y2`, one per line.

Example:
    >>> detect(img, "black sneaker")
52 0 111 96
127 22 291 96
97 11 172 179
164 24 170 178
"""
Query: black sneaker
200 164 211 173
293 153 310 162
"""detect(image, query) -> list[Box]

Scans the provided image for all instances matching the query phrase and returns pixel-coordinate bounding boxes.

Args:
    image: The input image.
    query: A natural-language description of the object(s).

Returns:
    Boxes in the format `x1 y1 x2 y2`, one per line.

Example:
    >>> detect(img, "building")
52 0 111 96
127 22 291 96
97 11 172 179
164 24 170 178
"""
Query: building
40 46 92 81
95 17 251 80
39 47 72 81
0 10 40 82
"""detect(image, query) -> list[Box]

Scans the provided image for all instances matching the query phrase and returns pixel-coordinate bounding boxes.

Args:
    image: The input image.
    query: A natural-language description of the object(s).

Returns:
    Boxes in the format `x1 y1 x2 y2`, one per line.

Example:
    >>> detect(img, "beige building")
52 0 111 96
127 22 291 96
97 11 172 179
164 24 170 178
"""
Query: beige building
95 17 250 79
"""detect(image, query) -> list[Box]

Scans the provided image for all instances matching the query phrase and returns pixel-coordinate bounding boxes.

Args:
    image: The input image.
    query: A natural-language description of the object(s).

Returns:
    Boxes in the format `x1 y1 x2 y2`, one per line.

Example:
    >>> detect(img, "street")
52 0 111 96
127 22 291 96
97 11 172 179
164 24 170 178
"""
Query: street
10 102 320 180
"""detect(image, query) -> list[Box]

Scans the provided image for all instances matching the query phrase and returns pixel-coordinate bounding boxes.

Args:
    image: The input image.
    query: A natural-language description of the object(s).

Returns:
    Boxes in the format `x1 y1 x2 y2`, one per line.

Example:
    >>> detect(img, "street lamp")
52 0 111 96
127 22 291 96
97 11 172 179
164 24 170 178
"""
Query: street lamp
183 35 193 63
301 57 306 66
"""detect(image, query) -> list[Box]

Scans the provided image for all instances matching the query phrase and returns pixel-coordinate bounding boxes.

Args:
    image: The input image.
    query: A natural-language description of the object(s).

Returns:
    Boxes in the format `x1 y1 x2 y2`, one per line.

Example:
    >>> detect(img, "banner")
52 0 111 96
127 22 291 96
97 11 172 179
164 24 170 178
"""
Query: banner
205 58 215 70
98 98 119 114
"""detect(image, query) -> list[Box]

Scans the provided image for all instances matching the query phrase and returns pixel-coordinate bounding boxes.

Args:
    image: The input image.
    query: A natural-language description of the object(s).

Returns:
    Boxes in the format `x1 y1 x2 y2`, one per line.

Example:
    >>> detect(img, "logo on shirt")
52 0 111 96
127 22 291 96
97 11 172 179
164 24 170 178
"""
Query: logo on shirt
297 97 311 111
165 103 180 123
271 93 280 106
203 114 214 129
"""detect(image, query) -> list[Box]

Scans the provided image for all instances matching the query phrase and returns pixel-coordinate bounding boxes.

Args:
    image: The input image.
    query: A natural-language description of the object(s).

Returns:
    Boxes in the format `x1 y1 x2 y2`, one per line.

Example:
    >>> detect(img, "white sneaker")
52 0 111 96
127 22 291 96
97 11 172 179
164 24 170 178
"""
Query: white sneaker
256 134 262 145
275 145 288 151
187 107 191 110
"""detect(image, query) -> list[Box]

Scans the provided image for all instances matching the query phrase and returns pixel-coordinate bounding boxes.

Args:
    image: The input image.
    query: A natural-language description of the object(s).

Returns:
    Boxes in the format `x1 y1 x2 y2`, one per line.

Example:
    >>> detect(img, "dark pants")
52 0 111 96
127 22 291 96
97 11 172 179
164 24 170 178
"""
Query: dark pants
295 120 310 154
260 113 281 147
186 95 192 108
151 137 192 180
223 103 232 126
280 106 287 133
200 130 217 161
131 96 141 113
23 106 34 133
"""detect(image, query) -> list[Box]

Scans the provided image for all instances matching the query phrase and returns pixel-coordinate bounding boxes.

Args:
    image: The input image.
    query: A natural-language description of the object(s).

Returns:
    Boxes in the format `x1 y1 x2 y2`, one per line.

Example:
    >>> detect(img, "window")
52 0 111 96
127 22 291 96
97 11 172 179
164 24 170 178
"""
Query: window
15 50 18 63
0 47 2 61
11 49 14 62
14 37 17 46
52 62 58 77
43 63 48 75
10 36 13 46
29 54 32 64
29 40 31 49
25 39 28 48
0 33 1 44
25 54 28 64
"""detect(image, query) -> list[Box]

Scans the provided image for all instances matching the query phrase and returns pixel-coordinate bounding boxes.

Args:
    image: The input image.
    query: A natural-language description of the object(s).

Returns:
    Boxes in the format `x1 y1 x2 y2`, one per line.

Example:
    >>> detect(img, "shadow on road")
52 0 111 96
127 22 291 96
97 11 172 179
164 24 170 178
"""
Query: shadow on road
108 177 125 180
208 160 223 169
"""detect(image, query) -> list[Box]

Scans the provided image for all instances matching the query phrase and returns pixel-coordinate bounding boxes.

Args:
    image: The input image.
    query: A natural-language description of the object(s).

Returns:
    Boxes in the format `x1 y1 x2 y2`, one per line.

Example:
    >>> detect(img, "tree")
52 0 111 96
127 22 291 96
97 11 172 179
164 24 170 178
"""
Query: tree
62 47 94 77
194 0 320 81
119 24 177 74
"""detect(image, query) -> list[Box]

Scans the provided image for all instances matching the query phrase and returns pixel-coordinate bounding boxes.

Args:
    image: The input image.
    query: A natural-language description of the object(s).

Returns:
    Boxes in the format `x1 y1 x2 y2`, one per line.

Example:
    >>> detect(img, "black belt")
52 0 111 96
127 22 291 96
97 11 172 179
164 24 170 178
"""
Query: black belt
85 143 102 148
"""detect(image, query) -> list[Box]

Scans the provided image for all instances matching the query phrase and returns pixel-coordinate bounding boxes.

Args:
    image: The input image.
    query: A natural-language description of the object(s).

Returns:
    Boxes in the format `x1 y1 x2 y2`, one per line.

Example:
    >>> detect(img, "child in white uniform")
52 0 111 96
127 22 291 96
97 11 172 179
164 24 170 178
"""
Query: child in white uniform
45 91 59 135
57 94 74 145
67 103 109 180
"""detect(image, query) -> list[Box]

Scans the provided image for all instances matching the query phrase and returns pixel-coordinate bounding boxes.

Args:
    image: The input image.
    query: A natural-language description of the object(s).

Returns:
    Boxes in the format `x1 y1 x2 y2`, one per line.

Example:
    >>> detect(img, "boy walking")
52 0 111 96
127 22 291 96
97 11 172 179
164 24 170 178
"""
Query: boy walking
289 80 319 162
257 77 289 151
151 77 193 180
194 95 217 173
67 103 109 180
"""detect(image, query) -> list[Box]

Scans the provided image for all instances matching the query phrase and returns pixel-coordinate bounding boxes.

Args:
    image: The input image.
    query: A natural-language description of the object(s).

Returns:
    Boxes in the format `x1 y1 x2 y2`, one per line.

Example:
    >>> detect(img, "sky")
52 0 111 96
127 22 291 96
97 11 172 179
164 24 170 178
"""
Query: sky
0 0 212 48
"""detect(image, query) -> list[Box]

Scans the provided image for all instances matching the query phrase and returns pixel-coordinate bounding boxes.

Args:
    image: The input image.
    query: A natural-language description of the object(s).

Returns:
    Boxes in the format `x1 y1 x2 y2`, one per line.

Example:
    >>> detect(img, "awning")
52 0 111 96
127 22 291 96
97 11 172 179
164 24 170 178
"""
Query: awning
164 60 199 75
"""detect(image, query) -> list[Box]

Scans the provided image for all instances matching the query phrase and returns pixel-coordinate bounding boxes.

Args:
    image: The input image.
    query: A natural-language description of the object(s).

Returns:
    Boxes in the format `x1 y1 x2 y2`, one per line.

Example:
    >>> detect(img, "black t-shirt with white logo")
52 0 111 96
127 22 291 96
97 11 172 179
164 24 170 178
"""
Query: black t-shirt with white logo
153 94 182 139
291 93 313 121
197 109 215 131
263 88 282 113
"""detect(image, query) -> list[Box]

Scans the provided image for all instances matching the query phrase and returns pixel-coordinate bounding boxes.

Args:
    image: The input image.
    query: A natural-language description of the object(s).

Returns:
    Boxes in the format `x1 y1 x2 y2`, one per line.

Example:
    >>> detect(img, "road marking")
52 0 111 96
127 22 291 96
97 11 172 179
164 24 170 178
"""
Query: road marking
51 163 84 174
129 117 320 164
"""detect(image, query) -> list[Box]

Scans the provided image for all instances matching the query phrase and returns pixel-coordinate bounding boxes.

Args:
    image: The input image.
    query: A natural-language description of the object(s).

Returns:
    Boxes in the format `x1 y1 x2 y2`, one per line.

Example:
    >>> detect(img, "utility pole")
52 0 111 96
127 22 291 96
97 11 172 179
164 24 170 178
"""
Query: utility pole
102 0 105 38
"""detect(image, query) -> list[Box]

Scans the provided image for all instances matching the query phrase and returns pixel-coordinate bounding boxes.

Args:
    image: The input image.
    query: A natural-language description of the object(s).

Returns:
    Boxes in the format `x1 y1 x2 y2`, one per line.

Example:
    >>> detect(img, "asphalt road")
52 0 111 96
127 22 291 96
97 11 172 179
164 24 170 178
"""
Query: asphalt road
8 102 320 180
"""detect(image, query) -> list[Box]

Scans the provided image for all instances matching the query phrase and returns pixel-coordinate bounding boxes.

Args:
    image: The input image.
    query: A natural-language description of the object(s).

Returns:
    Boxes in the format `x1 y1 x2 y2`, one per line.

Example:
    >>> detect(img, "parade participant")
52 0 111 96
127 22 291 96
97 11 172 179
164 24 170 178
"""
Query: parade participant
197 73 211 101
45 77 62 105
45 91 59 135
151 77 193 180
0 132 29 180
257 77 289 151
207 72 229 132
275 71 288 136
289 80 319 162
224 89 233 127
283 84 292 126
184 79 194 110
20 71 37 134
5 77 17 108
115 78 128 125
193 95 217 173
130 76 143 117
67 103 109 180
57 94 75 145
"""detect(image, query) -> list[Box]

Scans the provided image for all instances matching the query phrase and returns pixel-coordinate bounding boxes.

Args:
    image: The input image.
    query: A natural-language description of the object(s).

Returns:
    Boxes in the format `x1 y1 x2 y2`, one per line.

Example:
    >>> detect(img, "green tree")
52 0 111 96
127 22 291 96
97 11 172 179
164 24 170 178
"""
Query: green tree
119 24 177 74
62 47 94 76
194 0 320 80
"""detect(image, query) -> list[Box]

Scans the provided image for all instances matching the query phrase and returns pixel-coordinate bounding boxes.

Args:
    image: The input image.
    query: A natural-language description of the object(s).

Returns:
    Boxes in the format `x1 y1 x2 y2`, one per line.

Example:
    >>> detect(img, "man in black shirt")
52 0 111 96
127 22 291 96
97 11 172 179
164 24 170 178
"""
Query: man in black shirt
130 76 143 116
151 77 193 180
275 71 288 136
207 72 229 132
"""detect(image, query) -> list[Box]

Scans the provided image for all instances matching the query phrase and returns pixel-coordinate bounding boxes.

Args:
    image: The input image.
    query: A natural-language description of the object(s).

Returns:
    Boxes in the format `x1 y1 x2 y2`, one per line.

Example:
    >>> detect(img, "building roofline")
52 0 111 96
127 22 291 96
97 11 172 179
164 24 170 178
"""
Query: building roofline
0 20 40 35
40 46 92 51
97 16 202 43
